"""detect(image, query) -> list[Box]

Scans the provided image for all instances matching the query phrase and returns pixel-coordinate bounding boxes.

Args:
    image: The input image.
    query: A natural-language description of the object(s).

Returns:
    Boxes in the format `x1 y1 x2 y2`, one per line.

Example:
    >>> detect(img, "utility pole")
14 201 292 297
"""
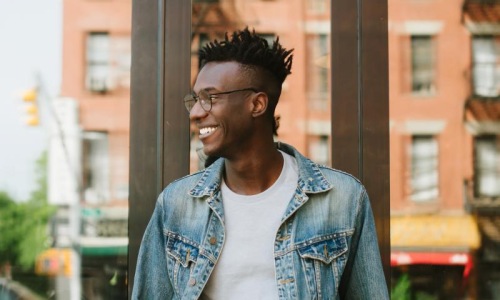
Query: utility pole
34 73 83 300
47 96 82 300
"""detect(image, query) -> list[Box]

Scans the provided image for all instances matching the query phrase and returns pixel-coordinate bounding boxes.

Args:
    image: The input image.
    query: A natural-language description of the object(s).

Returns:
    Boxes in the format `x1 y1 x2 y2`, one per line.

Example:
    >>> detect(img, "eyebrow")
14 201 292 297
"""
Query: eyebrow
193 87 219 93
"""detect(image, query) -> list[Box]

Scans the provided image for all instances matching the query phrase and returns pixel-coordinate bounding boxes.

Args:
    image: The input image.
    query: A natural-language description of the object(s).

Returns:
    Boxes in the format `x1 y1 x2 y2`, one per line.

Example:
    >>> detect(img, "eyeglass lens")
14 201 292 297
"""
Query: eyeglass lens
184 90 212 113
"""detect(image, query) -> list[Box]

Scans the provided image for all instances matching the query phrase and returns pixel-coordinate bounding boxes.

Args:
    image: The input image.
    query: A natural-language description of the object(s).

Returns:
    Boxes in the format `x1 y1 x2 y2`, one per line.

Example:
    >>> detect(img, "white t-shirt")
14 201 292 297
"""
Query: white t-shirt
200 151 299 300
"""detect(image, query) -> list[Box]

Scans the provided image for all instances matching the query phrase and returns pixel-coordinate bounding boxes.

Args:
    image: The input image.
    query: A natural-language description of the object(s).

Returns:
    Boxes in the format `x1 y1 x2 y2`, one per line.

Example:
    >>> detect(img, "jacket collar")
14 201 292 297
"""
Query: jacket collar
188 142 333 198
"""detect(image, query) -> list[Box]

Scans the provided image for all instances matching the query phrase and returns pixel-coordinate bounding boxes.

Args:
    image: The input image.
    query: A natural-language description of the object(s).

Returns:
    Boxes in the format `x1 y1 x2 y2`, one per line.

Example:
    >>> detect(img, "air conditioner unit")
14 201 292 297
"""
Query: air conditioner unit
87 76 108 93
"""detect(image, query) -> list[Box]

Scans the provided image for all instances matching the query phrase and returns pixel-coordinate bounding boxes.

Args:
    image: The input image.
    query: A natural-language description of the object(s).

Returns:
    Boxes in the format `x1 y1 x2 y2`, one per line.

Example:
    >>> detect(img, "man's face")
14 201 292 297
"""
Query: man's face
190 61 256 158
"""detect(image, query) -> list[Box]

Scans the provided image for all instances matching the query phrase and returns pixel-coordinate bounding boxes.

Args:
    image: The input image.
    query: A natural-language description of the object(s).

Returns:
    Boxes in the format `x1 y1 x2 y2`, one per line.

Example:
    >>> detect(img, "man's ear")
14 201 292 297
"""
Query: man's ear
251 93 268 118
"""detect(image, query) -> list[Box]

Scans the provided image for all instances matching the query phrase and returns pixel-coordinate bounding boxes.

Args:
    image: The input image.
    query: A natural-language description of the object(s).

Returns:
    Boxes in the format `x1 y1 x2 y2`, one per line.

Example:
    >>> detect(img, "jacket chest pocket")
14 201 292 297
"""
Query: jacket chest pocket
296 234 349 299
165 233 200 294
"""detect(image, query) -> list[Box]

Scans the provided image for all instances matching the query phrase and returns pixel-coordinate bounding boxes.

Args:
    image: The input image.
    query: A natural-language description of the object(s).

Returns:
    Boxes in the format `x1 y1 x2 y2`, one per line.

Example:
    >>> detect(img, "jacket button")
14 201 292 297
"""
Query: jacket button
209 237 217 245
188 278 196 286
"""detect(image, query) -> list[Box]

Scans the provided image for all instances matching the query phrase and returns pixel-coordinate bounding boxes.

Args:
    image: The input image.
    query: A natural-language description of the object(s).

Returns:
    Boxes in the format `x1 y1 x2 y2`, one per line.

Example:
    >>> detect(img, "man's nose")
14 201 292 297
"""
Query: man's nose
189 100 208 121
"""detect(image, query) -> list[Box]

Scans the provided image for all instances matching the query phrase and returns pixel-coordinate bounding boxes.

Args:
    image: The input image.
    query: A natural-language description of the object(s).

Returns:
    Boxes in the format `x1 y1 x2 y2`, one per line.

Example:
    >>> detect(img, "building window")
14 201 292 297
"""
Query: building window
474 136 500 197
86 32 111 93
410 135 439 202
110 35 132 89
308 135 329 166
86 32 131 93
306 34 330 109
472 36 500 97
82 132 110 203
411 35 435 95
307 0 327 14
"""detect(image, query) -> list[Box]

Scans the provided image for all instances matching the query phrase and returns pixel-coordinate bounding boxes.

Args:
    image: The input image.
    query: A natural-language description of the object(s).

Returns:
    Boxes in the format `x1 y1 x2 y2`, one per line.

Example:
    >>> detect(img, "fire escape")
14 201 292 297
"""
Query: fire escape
192 0 244 42
463 0 500 211
462 1 500 298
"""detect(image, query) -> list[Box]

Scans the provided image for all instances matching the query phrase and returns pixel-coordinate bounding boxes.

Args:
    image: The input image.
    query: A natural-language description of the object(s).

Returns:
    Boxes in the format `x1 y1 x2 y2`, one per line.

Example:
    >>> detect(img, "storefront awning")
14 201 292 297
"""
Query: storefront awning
391 215 480 250
391 251 474 277
391 251 471 266
79 237 128 256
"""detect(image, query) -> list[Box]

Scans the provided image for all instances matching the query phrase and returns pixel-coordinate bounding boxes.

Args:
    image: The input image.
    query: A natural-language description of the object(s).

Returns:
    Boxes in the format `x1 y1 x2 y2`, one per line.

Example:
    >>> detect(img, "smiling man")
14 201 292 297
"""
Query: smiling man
132 28 388 300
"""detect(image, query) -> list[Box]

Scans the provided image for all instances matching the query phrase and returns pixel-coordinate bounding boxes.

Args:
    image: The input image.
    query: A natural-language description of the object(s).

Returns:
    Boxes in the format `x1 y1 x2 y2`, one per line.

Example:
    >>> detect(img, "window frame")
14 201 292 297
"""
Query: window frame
410 34 436 96
409 134 439 203
474 135 500 198
86 32 112 93
472 35 500 98
82 131 110 203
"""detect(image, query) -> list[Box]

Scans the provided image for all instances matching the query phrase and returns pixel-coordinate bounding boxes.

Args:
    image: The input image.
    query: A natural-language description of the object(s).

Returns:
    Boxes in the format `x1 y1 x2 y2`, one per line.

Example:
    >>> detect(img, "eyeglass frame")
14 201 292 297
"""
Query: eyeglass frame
183 88 258 113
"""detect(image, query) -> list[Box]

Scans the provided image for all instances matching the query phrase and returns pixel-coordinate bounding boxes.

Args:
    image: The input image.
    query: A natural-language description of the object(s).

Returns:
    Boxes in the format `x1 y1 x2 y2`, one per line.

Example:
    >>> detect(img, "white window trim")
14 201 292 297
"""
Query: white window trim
403 120 446 135
303 21 330 34
465 22 500 35
466 121 500 135
402 21 444 36
303 120 331 135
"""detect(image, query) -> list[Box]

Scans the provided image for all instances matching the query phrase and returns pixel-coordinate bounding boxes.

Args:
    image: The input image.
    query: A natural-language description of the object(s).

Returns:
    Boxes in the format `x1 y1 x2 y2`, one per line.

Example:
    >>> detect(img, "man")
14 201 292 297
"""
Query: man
133 28 388 299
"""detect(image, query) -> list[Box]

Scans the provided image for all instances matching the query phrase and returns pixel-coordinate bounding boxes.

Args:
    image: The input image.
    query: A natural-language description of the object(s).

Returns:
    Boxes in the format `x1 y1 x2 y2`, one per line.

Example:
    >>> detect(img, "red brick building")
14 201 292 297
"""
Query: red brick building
389 0 500 298
59 0 132 297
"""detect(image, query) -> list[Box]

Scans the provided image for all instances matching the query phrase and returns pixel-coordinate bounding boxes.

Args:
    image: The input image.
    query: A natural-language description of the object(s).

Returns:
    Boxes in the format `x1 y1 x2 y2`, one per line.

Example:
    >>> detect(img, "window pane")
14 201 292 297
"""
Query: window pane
86 32 111 93
83 132 110 203
110 35 132 89
308 135 330 165
472 36 500 97
474 136 500 197
306 0 328 14
411 35 435 95
306 33 330 110
410 135 439 202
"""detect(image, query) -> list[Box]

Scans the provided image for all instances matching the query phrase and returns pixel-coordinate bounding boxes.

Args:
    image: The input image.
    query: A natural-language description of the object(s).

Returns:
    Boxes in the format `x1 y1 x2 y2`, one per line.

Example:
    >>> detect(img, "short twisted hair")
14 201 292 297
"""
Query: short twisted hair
199 28 294 135
200 28 293 84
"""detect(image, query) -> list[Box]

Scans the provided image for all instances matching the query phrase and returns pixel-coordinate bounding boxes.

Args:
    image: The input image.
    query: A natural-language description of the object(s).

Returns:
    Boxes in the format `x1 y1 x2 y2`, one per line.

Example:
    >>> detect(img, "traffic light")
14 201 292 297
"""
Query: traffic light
62 248 72 276
22 88 40 126
35 248 73 276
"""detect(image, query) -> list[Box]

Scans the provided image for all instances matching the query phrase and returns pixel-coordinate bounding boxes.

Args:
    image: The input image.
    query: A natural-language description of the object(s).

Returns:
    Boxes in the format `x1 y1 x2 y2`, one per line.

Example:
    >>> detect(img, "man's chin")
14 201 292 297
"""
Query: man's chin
200 146 222 167
201 145 219 159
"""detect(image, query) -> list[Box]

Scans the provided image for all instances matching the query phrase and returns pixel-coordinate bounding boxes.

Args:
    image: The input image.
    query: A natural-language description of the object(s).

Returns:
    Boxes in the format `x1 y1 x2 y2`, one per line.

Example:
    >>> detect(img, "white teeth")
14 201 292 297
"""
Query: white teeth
199 127 217 135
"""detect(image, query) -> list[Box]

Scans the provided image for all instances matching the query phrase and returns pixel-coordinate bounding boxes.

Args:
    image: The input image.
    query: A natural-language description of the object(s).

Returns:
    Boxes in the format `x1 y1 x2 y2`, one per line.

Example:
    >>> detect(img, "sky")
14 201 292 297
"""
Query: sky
0 0 62 201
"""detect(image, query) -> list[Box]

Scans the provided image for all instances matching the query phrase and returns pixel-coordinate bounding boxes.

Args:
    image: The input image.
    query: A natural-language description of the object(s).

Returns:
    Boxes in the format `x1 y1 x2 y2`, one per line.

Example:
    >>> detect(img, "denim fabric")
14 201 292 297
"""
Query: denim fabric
132 143 389 300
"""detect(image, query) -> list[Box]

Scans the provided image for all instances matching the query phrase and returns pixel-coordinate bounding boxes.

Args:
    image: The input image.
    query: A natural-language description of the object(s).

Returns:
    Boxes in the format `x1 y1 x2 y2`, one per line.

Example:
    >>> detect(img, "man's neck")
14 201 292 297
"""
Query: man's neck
223 145 284 196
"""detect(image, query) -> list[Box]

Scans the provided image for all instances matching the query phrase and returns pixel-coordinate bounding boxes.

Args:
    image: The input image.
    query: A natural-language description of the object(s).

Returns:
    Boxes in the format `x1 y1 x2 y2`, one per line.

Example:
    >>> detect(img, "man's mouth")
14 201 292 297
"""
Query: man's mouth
199 126 219 138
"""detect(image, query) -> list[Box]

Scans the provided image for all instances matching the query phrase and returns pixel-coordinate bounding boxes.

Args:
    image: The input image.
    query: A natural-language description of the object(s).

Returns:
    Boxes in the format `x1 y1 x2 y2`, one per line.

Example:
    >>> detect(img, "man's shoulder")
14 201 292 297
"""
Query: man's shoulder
313 163 366 193
317 164 362 183
162 169 205 194
279 142 366 193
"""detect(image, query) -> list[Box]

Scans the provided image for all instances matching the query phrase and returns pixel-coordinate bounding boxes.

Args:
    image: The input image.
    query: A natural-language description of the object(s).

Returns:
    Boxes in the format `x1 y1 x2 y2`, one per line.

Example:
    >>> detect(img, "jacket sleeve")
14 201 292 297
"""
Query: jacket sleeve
339 189 389 300
132 192 174 299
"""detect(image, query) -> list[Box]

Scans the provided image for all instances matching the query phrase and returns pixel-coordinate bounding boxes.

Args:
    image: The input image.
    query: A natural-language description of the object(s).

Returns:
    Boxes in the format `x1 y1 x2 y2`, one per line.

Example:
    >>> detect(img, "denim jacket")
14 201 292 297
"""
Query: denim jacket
132 143 388 300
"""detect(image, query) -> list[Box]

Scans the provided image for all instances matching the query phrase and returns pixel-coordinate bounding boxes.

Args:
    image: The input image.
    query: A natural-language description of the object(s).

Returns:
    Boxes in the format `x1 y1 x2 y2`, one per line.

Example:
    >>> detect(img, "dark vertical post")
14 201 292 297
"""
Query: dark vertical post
128 0 191 297
331 0 390 288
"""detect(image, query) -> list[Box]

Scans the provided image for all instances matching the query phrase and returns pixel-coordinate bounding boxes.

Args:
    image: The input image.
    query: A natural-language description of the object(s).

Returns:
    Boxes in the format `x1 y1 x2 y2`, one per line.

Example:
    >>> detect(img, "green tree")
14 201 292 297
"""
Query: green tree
0 151 55 276
0 191 20 270
391 274 411 300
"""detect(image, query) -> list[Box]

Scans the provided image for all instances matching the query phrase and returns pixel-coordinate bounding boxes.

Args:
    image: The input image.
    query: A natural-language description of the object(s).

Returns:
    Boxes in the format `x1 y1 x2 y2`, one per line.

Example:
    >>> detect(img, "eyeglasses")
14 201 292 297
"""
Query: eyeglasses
184 88 258 113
